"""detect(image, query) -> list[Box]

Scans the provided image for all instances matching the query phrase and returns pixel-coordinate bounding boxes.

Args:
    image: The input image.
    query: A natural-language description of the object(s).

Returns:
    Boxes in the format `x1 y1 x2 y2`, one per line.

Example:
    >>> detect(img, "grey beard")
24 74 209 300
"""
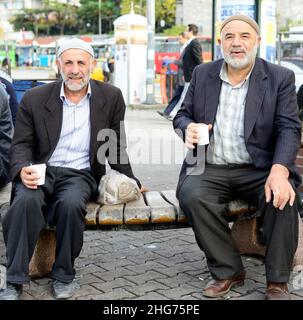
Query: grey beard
60 71 90 91
221 43 258 69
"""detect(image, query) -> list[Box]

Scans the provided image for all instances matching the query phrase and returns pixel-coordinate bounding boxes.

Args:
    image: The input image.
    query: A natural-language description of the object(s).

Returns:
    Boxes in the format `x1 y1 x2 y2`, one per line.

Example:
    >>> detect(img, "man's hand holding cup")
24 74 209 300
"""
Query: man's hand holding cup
185 122 212 149
20 164 46 189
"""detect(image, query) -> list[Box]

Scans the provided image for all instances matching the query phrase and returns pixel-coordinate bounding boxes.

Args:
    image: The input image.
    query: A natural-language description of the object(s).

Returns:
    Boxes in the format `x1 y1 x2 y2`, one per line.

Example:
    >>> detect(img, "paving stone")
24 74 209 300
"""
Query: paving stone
124 261 168 275
124 270 166 285
91 278 137 293
187 280 206 289
191 292 220 300
250 264 266 275
152 265 190 277
145 191 176 223
179 294 200 300
156 273 198 288
77 274 105 286
127 280 169 295
69 284 103 300
233 279 264 294
157 284 200 299
94 268 137 282
20 292 36 300
24 283 53 300
77 264 106 276
99 203 124 225
252 275 267 285
91 288 136 300
124 195 150 224
152 257 178 268
230 291 265 300
95 259 136 271
133 292 170 300
290 290 303 298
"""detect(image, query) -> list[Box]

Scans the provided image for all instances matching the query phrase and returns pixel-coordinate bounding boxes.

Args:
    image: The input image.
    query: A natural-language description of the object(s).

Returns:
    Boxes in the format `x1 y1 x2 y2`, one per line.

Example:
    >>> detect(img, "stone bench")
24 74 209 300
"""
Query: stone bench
27 190 303 278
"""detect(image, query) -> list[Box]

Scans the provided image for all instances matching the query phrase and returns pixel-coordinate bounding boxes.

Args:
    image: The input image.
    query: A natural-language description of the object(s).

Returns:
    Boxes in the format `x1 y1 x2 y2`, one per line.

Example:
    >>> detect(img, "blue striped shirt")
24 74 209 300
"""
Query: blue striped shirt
47 83 91 170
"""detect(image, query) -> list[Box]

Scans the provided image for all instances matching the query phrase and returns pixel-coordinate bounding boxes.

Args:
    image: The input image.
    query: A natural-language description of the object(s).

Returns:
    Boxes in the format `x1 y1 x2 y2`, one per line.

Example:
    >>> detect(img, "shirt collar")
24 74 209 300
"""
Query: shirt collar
60 81 92 104
219 61 255 88
187 36 195 45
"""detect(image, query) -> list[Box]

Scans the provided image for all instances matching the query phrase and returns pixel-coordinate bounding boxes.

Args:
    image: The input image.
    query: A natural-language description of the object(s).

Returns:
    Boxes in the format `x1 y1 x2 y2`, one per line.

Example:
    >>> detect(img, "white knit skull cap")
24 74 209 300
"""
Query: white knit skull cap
57 38 94 58
220 14 260 35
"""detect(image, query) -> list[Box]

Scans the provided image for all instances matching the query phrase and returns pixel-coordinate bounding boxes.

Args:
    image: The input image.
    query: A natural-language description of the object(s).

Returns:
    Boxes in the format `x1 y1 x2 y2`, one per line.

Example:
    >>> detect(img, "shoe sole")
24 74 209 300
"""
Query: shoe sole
202 279 245 298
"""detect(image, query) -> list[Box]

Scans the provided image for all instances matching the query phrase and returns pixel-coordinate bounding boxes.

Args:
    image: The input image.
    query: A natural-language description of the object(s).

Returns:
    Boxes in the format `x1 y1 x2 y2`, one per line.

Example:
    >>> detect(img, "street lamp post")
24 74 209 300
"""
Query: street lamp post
99 0 102 35
145 0 155 104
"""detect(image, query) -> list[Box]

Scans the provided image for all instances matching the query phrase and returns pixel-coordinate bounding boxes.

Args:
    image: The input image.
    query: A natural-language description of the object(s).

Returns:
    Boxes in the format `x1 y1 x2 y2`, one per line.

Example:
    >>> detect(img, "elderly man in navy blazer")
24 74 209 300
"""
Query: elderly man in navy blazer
0 39 142 300
174 15 301 300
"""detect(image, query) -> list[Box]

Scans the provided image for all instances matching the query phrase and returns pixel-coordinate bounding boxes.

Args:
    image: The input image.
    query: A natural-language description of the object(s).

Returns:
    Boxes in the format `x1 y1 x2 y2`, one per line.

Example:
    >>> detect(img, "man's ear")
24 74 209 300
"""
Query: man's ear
56 58 61 70
91 59 97 70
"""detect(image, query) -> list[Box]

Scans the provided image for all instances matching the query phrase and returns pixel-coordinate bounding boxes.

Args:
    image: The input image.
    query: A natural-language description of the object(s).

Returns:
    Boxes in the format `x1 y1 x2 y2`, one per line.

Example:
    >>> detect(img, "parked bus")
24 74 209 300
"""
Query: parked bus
155 35 212 74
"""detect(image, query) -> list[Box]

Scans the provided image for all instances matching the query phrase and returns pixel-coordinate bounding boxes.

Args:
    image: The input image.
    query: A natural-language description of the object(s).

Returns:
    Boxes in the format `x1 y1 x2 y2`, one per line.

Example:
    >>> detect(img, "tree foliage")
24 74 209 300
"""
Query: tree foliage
78 0 121 34
10 0 177 35
10 0 78 35
120 0 176 33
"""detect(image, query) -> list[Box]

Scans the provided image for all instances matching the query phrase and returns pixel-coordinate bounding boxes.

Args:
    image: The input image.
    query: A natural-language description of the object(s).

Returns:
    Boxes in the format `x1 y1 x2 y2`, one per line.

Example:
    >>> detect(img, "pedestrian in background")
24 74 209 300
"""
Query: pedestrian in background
158 32 187 120
169 24 203 119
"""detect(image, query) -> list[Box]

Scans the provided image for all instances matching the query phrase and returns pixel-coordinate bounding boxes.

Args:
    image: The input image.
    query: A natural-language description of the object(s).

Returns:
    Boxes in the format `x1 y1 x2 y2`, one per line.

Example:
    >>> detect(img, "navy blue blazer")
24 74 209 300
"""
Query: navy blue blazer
173 58 302 197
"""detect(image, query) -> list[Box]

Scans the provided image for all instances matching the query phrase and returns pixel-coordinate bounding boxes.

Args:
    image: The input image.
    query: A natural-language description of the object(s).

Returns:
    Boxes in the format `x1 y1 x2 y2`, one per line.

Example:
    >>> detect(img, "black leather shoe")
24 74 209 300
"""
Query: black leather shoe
0 283 23 300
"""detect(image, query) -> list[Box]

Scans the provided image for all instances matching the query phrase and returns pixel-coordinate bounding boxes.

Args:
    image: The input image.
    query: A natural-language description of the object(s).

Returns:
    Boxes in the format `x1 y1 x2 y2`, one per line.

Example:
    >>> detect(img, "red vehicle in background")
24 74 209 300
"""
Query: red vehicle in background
155 35 212 104
155 35 212 74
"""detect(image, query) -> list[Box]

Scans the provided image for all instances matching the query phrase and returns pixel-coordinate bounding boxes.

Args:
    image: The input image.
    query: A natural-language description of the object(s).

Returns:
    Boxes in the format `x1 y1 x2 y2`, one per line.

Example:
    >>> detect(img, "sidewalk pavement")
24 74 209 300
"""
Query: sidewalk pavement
0 109 303 300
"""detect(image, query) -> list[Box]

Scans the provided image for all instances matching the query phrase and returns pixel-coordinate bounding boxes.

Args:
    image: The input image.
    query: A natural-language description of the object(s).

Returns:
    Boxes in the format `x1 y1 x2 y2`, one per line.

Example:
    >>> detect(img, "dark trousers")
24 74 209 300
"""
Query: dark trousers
178 164 299 283
2 166 97 284
163 85 184 115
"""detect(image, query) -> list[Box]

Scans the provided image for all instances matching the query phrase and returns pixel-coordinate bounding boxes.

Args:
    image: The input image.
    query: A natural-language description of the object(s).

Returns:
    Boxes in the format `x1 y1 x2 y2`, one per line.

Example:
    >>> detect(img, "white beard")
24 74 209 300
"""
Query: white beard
221 42 258 69
60 72 90 91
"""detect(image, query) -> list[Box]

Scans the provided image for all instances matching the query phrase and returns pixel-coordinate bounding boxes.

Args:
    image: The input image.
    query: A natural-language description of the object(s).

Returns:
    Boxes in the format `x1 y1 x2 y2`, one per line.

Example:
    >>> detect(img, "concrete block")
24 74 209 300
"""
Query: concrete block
85 202 100 226
29 229 56 278
124 195 150 224
161 190 188 222
99 203 124 225
145 191 176 223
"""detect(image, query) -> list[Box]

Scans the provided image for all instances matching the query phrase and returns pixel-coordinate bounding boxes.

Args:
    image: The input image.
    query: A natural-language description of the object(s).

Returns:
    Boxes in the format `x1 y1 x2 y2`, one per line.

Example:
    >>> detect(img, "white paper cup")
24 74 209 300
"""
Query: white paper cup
197 123 209 145
30 164 46 185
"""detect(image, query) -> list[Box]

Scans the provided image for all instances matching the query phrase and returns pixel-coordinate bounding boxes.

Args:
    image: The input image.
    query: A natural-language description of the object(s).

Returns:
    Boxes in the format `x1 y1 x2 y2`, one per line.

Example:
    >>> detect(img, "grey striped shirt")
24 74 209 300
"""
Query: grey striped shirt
206 63 253 165
47 83 91 170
